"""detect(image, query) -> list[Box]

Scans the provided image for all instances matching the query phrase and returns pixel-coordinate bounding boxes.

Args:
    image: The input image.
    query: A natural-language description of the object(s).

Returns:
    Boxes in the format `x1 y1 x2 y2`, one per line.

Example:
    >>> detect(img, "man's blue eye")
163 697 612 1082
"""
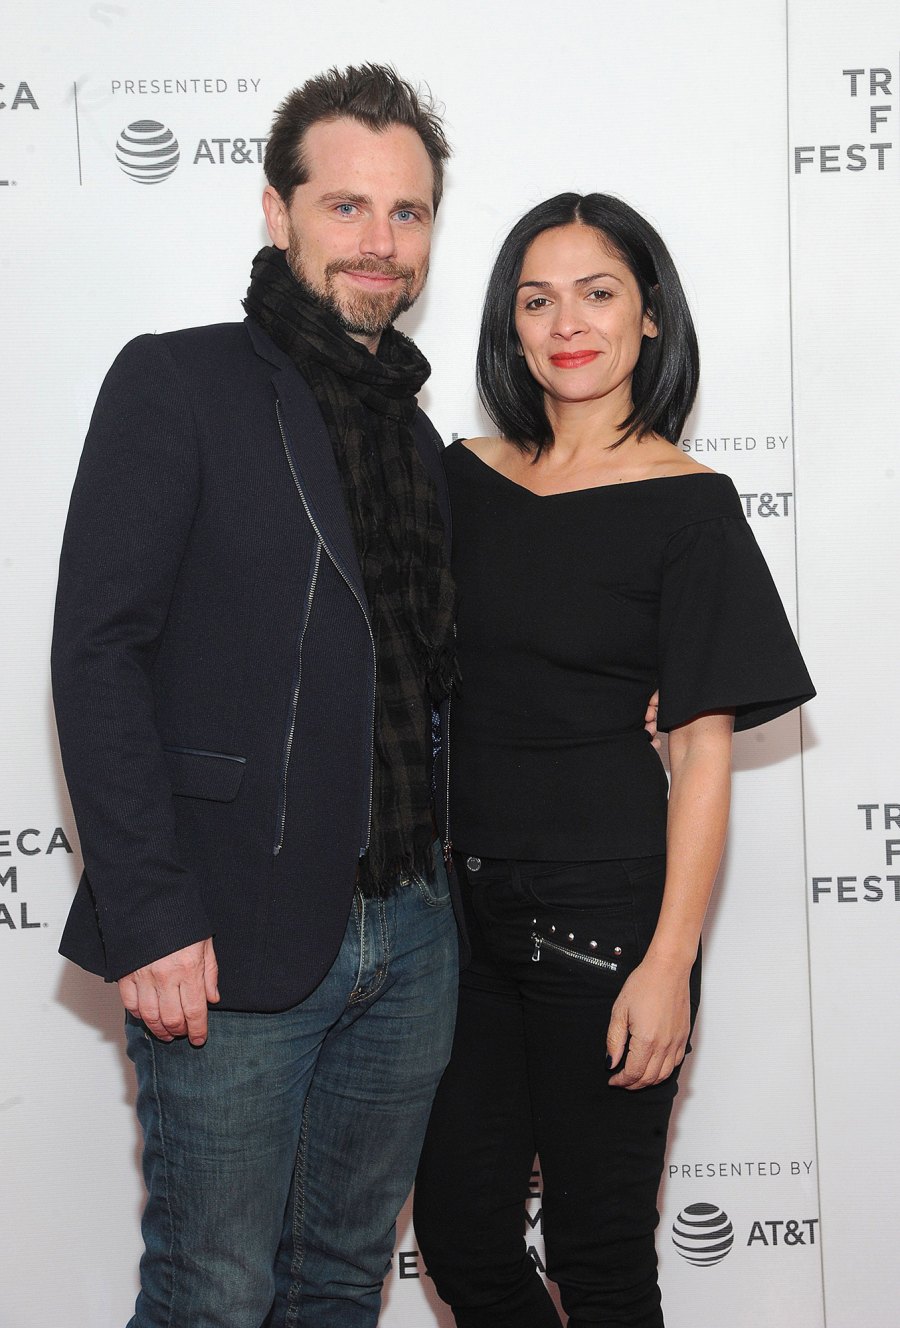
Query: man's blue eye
396 210 414 222
337 204 356 216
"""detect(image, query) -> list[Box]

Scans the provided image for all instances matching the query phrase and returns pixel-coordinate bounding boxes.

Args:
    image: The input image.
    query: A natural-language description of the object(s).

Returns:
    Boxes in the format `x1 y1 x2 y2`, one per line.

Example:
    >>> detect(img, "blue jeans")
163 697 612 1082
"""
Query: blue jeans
125 855 458 1328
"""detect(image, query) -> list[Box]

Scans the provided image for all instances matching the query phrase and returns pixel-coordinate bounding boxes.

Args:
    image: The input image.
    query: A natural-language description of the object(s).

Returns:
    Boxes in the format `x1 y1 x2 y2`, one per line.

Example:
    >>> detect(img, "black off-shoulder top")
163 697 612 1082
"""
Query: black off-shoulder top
444 441 815 860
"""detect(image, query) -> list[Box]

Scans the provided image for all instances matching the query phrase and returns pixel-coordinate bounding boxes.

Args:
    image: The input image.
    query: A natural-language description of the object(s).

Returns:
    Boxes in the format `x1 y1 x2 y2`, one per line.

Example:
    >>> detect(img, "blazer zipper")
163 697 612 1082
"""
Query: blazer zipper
442 691 452 868
273 540 321 854
531 932 619 972
276 402 377 854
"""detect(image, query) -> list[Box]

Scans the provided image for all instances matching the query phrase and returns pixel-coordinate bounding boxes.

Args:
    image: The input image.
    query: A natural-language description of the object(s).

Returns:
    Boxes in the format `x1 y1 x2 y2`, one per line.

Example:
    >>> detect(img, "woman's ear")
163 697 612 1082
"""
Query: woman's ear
643 286 660 339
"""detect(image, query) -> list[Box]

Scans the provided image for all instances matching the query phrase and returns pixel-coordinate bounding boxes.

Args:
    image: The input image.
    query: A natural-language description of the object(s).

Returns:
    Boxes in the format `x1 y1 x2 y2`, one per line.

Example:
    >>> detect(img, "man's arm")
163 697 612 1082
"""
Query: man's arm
52 335 215 1024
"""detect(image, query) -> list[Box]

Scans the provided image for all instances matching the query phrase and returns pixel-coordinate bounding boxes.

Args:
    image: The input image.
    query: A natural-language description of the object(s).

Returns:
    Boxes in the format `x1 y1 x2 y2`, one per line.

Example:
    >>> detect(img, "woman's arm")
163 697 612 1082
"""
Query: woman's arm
607 709 734 1090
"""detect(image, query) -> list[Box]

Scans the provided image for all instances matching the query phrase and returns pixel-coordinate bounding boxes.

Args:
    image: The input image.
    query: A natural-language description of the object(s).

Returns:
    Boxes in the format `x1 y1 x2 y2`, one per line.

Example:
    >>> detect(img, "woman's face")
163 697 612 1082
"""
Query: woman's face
513 223 657 410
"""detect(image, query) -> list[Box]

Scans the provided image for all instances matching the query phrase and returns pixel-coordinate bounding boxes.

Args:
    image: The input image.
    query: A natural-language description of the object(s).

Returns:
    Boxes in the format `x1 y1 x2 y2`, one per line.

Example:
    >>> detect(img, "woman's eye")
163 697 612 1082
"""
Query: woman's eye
587 288 612 301
524 297 550 311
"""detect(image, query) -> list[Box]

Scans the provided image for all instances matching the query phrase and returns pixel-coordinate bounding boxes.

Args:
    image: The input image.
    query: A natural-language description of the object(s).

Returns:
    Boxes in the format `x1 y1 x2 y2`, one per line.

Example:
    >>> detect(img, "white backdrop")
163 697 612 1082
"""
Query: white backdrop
1 2 896 1325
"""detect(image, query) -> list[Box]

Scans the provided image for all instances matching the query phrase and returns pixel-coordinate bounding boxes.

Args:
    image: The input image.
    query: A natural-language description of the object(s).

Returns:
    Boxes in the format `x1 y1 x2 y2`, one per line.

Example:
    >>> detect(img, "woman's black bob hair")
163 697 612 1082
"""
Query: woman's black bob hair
476 192 699 457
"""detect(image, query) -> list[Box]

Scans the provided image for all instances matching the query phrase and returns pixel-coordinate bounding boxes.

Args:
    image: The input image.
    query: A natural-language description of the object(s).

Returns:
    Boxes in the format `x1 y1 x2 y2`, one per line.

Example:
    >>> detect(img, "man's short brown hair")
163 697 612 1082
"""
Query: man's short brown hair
264 63 451 212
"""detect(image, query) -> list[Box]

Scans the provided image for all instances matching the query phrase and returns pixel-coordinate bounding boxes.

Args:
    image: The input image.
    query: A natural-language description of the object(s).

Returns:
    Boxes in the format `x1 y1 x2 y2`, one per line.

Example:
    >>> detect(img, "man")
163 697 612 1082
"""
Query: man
52 65 459 1328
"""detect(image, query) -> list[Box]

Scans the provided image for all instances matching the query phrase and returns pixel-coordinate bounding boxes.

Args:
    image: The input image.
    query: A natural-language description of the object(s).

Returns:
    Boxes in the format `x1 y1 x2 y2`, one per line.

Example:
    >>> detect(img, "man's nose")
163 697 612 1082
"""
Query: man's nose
359 212 396 260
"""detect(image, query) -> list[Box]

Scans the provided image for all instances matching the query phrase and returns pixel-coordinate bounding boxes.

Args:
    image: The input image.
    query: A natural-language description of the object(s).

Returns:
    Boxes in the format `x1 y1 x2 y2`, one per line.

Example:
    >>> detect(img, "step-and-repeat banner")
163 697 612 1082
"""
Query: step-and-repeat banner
1 2 895 1325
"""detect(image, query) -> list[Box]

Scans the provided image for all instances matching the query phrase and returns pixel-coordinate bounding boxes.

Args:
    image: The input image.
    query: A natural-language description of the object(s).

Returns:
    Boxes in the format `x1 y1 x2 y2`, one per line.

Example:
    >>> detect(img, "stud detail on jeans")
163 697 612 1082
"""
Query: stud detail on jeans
466 856 481 872
567 932 575 941
531 932 618 972
613 946 622 955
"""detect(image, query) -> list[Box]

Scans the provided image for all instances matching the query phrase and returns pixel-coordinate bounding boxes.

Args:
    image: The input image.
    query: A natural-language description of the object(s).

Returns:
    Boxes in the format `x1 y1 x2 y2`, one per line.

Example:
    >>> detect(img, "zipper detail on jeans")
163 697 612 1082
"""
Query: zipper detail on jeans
276 401 377 854
273 539 322 854
531 932 618 972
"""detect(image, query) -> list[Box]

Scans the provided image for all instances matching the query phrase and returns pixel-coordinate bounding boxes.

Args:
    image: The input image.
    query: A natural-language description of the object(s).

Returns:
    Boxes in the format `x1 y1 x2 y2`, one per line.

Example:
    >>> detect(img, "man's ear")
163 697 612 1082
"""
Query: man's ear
262 185 290 250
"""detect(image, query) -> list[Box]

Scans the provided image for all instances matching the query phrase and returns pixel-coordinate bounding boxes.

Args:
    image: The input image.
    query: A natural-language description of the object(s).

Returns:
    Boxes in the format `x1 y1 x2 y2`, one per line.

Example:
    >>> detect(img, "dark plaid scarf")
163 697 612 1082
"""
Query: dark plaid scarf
243 246 456 895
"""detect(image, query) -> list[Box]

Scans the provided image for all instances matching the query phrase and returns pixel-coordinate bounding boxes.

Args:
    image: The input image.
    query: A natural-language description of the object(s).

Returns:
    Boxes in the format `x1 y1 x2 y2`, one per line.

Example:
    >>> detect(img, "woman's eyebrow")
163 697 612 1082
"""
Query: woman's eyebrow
516 271 621 292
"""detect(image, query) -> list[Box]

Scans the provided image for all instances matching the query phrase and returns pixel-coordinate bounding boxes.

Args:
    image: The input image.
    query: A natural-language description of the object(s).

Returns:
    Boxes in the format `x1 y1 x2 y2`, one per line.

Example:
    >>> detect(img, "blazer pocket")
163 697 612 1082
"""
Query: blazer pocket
163 746 246 803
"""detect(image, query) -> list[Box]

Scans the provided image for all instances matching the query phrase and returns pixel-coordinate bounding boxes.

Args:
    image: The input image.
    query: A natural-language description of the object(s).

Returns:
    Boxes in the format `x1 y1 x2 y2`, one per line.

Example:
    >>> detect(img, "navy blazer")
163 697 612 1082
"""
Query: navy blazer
52 319 455 1012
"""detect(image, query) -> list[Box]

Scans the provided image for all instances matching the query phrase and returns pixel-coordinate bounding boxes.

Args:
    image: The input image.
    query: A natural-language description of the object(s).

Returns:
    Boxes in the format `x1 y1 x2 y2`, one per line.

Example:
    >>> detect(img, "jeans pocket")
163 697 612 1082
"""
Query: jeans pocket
621 854 667 888
410 859 452 907
525 861 640 983
526 859 633 912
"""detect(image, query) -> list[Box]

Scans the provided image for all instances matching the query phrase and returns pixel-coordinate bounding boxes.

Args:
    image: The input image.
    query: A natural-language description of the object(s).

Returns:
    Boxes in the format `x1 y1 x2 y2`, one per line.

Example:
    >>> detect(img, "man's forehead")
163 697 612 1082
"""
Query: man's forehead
300 118 433 187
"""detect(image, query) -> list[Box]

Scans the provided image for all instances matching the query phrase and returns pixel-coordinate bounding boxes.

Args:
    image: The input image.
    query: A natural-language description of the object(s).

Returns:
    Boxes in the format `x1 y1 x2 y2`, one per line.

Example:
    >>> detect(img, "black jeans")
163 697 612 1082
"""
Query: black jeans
414 853 701 1328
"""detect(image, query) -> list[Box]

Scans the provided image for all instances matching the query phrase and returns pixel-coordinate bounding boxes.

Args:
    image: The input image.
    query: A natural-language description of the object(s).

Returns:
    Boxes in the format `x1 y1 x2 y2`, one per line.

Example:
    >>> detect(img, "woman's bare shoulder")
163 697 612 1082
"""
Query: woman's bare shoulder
640 436 716 479
458 435 506 464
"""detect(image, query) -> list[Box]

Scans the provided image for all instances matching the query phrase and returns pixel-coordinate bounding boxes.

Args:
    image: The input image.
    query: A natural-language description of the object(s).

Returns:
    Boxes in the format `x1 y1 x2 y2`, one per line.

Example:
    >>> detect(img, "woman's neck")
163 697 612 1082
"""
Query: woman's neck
541 391 636 465
544 384 633 451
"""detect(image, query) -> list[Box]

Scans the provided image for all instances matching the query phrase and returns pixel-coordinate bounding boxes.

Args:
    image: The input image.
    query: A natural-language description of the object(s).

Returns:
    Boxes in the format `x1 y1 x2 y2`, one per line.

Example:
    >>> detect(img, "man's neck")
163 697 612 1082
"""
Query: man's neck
349 329 382 356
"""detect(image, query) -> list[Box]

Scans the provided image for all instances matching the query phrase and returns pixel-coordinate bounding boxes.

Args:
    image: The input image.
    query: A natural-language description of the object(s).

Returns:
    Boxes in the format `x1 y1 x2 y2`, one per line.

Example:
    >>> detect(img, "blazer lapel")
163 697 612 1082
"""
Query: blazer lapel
247 319 451 598
247 319 368 609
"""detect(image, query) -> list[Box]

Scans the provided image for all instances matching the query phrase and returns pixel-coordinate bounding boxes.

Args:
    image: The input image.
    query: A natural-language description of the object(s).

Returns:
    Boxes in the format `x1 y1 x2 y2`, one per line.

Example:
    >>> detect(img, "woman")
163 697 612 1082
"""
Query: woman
413 194 814 1328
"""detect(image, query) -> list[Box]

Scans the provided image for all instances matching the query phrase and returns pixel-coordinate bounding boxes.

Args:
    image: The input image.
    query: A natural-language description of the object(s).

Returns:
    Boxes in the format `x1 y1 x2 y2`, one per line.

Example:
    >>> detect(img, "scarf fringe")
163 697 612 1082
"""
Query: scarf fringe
356 828 438 898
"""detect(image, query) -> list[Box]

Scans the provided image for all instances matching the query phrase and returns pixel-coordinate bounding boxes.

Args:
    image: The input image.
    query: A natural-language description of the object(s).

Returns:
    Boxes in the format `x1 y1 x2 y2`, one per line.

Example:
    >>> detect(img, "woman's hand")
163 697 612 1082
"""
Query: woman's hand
606 954 692 1090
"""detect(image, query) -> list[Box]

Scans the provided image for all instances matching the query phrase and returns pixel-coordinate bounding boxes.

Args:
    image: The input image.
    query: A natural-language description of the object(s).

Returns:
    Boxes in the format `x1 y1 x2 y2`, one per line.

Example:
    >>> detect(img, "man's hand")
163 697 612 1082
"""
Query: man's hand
118 937 219 1045
644 689 661 751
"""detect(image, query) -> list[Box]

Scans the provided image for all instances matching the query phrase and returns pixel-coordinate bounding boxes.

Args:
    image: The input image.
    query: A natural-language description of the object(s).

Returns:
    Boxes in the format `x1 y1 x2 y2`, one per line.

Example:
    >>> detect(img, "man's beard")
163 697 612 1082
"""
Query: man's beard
286 235 425 338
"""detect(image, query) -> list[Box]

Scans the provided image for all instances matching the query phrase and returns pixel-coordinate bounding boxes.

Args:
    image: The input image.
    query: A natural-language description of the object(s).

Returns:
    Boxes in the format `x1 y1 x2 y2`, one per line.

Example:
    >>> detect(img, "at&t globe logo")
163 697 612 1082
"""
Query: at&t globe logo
672 1202 734 1266
115 120 180 184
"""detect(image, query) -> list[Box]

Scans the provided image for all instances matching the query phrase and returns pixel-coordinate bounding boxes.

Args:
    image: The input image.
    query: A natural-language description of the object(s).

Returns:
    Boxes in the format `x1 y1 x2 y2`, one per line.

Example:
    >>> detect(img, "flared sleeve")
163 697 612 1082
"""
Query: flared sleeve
656 495 815 733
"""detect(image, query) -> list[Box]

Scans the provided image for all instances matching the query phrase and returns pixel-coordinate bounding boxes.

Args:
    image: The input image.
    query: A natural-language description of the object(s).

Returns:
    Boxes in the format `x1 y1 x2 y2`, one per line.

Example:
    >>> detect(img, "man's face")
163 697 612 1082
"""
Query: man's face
263 117 435 351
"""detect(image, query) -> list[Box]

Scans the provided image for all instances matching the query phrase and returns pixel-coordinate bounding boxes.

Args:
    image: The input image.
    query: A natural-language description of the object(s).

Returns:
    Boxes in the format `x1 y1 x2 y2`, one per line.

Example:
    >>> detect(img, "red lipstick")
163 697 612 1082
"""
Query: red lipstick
549 351 600 368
